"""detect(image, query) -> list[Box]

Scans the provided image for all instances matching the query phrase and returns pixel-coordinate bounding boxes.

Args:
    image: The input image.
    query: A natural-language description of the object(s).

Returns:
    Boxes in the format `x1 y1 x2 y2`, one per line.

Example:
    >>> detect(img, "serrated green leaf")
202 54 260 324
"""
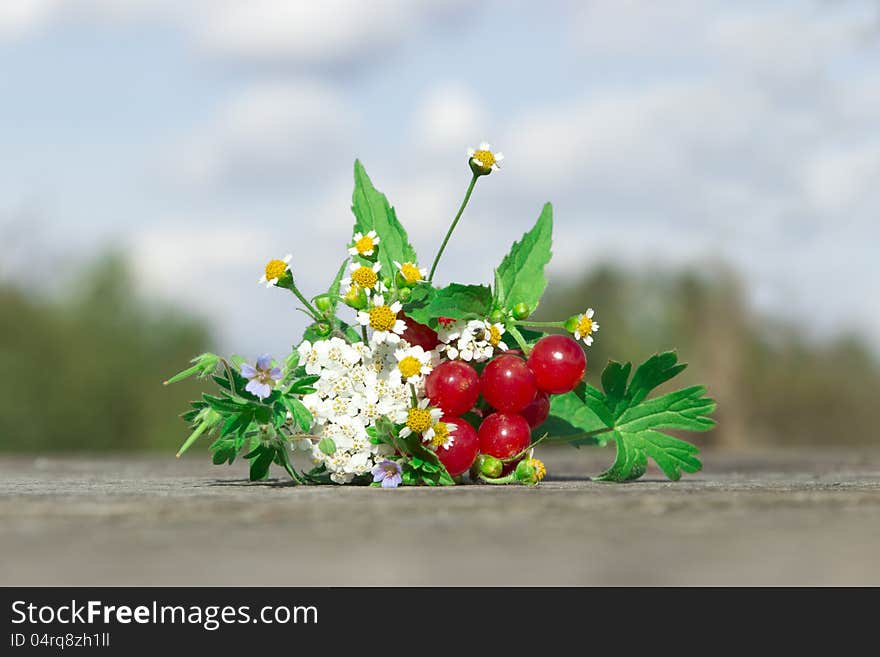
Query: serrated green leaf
281 395 314 431
493 203 553 312
246 444 275 481
351 160 417 281
405 283 491 326
596 429 701 482
542 385 612 447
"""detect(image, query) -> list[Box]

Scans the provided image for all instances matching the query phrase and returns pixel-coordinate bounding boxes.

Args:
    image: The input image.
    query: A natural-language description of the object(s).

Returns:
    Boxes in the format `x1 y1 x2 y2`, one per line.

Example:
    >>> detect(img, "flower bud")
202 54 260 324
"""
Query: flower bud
313 294 334 314
314 322 333 338
397 286 412 302
342 285 368 311
489 309 506 324
512 302 531 320
515 459 538 485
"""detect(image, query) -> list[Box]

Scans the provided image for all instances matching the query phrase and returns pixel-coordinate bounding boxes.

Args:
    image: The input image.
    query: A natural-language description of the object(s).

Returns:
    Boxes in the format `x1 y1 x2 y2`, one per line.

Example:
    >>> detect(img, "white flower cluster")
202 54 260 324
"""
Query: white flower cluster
437 319 508 362
296 337 424 484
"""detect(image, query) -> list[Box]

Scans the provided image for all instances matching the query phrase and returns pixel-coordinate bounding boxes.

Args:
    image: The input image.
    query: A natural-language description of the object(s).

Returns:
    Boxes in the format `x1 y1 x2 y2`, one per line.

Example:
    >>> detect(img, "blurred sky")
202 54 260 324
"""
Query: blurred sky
2 0 879 357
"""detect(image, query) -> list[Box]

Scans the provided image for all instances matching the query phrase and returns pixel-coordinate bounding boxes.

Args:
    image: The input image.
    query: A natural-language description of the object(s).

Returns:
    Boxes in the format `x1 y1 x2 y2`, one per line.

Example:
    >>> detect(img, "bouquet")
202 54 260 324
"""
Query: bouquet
166 144 716 487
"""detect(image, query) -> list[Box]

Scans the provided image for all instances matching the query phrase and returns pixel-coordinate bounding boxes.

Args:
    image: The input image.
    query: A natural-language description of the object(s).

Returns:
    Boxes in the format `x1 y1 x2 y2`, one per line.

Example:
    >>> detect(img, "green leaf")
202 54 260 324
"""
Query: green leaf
493 203 553 312
318 436 336 456
281 396 314 431
405 284 491 326
245 444 275 481
542 385 612 447
351 160 418 280
543 352 715 482
209 437 238 465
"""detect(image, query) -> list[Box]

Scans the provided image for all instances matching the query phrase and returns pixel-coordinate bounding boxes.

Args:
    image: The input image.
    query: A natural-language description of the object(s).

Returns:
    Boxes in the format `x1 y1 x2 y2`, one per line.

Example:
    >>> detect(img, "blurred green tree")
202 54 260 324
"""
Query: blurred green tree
538 264 880 447
0 254 209 451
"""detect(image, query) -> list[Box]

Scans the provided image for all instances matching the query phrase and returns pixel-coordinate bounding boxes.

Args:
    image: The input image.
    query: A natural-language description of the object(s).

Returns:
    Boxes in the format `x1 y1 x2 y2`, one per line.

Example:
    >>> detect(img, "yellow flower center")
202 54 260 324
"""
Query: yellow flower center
430 422 451 449
369 305 396 332
354 235 375 254
473 149 496 168
398 356 422 379
488 324 503 346
530 458 547 482
406 408 433 434
577 315 594 336
400 262 422 284
351 266 378 288
264 259 288 281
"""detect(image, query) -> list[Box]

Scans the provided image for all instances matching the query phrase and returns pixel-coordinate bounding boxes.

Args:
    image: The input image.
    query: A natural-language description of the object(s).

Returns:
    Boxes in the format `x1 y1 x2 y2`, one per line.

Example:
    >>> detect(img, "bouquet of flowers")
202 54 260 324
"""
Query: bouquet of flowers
166 144 716 487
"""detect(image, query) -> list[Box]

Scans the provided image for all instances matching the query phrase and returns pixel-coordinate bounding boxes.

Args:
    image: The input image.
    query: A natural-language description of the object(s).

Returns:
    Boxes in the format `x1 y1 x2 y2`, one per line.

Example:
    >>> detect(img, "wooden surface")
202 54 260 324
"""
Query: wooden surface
1 448 879 586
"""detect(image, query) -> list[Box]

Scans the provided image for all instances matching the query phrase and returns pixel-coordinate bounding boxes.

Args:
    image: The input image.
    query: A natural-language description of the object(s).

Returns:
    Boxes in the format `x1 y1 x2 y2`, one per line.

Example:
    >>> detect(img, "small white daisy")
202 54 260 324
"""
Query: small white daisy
392 345 434 384
398 398 444 441
341 261 385 295
357 294 406 344
394 260 428 286
428 420 457 451
573 308 600 346
467 142 504 174
258 254 292 288
349 230 380 257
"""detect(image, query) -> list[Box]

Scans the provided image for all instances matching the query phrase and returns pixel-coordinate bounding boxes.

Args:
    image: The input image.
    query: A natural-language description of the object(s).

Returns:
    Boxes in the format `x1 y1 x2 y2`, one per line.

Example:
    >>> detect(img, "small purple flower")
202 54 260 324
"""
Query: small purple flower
371 459 403 489
240 354 282 400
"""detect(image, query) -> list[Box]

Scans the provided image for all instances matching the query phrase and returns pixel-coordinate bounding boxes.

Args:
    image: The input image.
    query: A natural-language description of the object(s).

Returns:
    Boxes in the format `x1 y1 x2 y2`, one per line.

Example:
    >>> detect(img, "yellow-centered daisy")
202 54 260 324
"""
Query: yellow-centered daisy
258 253 292 288
349 230 380 257
394 261 427 286
467 142 504 175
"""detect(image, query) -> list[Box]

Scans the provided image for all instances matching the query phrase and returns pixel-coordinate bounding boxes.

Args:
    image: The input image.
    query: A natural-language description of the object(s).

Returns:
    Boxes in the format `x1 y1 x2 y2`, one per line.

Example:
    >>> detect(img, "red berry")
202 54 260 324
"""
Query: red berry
435 416 479 477
480 354 536 412
425 361 480 416
400 316 439 350
521 391 550 428
527 335 586 394
478 412 531 460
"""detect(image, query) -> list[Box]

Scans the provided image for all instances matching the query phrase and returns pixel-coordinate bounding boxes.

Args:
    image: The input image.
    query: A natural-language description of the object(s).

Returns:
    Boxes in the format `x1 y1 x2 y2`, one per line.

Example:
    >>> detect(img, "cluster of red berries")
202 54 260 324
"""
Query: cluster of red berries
402 318 586 478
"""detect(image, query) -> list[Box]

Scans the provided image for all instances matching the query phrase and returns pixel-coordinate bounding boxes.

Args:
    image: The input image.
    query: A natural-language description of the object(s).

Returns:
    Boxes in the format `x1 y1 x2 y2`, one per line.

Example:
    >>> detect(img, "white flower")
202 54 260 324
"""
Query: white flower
399 398 443 442
573 308 600 346
438 318 503 363
467 142 504 173
394 261 427 286
341 261 385 295
258 253 292 288
428 420 457 450
357 295 406 344
392 345 434 384
349 230 380 257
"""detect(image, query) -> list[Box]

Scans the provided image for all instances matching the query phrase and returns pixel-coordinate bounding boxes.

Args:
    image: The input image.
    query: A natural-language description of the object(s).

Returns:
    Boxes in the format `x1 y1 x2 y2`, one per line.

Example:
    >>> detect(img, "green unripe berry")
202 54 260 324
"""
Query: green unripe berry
515 459 538 485
512 302 531 320
477 454 503 478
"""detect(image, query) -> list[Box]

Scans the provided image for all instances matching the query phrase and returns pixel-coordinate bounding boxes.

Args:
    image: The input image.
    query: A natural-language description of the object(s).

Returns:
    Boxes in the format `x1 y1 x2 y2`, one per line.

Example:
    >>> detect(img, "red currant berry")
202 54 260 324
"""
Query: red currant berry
400 316 439 350
520 391 550 428
435 416 479 477
527 335 586 394
478 412 531 460
425 361 480 416
480 355 536 412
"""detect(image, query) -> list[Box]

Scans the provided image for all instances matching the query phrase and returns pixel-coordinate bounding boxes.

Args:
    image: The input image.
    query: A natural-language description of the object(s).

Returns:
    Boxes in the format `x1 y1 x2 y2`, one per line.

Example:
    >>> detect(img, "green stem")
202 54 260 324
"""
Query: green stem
477 472 517 485
506 324 532 354
515 320 565 328
428 174 479 282
289 283 322 320
361 325 368 343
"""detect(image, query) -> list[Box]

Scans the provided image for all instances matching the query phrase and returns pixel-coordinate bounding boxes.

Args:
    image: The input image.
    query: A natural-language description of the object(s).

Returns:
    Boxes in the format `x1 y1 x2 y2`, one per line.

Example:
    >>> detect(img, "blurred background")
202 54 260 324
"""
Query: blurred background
1 0 878 451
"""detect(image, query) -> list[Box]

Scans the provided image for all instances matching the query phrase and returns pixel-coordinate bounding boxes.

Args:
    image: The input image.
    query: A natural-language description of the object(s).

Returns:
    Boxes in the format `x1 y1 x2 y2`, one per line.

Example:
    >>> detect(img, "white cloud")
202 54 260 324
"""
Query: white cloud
171 80 357 190
414 82 488 152
0 0 55 38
